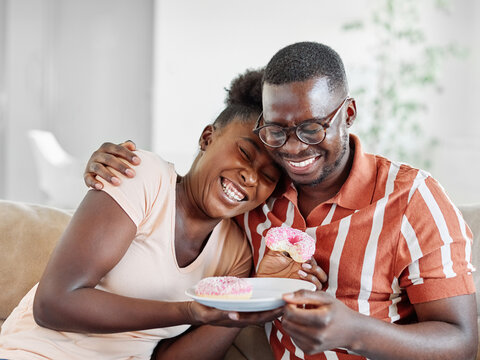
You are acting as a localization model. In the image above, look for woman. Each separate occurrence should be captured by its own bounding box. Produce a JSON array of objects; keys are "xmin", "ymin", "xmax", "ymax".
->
[{"xmin": 0, "ymin": 69, "xmax": 323, "ymax": 360}]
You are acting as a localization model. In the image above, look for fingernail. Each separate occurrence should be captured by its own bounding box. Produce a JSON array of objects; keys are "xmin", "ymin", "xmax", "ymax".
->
[
  {"xmin": 132, "ymin": 156, "xmax": 140, "ymax": 164},
  {"xmin": 302, "ymin": 263, "xmax": 312, "ymax": 270},
  {"xmin": 125, "ymin": 169, "xmax": 135, "ymax": 177},
  {"xmin": 283, "ymin": 293, "xmax": 293, "ymax": 300},
  {"xmin": 94, "ymin": 183, "xmax": 102, "ymax": 190},
  {"xmin": 298, "ymin": 270, "xmax": 307, "ymax": 277},
  {"xmin": 228, "ymin": 313, "xmax": 239, "ymax": 320},
  {"xmin": 111, "ymin": 177, "xmax": 121, "ymax": 186}
]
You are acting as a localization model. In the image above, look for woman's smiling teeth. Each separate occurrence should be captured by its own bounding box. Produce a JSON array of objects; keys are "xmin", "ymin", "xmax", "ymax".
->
[
  {"xmin": 221, "ymin": 178, "xmax": 246, "ymax": 202},
  {"xmin": 287, "ymin": 157, "xmax": 316, "ymax": 168}
]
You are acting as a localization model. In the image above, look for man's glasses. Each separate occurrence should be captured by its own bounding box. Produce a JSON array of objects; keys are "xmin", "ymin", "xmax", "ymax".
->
[{"xmin": 253, "ymin": 97, "xmax": 350, "ymax": 148}]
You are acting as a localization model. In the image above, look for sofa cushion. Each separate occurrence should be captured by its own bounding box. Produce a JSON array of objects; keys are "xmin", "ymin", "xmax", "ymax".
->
[
  {"xmin": 457, "ymin": 204, "xmax": 480, "ymax": 360},
  {"xmin": 0, "ymin": 200, "xmax": 72, "ymax": 322},
  {"xmin": 458, "ymin": 204, "xmax": 480, "ymax": 312}
]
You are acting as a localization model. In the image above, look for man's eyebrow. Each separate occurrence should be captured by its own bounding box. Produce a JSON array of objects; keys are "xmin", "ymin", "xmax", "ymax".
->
[
  {"xmin": 264, "ymin": 116, "xmax": 327, "ymax": 126},
  {"xmin": 241, "ymin": 137, "xmax": 262, "ymax": 151}
]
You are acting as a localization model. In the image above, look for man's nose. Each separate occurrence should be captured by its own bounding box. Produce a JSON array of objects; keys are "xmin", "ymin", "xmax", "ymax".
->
[{"xmin": 281, "ymin": 132, "xmax": 309, "ymax": 154}]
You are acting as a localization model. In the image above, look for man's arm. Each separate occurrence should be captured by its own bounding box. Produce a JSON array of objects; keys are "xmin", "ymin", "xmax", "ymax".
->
[{"xmin": 281, "ymin": 290, "xmax": 477, "ymax": 360}]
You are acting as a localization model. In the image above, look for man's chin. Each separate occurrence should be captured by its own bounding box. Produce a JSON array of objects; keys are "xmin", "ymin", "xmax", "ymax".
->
[
  {"xmin": 291, "ymin": 173, "xmax": 326, "ymax": 187},
  {"xmin": 289, "ymin": 164, "xmax": 338, "ymax": 187}
]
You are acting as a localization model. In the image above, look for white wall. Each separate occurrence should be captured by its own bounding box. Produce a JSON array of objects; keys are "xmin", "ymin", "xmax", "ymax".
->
[
  {"xmin": 0, "ymin": 1, "xmax": 6, "ymax": 199},
  {"xmin": 2, "ymin": 0, "xmax": 153, "ymax": 206},
  {"xmin": 426, "ymin": 1, "xmax": 480, "ymax": 206},
  {"xmin": 153, "ymin": 0, "xmax": 480, "ymax": 205}
]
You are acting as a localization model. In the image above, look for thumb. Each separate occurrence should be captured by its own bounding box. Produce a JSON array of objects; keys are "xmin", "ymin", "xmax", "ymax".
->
[
  {"xmin": 283, "ymin": 290, "xmax": 333, "ymax": 306},
  {"xmin": 228, "ymin": 312, "xmax": 239, "ymax": 320}
]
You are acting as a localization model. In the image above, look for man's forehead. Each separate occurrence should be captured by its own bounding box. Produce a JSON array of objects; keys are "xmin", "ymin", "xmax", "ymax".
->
[{"xmin": 262, "ymin": 77, "xmax": 338, "ymax": 118}]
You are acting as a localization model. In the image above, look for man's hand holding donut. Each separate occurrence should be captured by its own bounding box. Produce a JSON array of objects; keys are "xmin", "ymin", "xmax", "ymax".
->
[
  {"xmin": 256, "ymin": 250, "xmax": 327, "ymax": 290},
  {"xmin": 256, "ymin": 227, "xmax": 327, "ymax": 290}
]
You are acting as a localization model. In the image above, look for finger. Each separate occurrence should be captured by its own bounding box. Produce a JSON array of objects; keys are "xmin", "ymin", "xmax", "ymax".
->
[
  {"xmin": 282, "ymin": 314, "xmax": 322, "ymax": 344},
  {"xmin": 283, "ymin": 289, "xmax": 333, "ymax": 306},
  {"xmin": 86, "ymin": 162, "xmax": 121, "ymax": 186},
  {"xmin": 86, "ymin": 152, "xmax": 136, "ymax": 178},
  {"xmin": 237, "ymin": 306, "xmax": 283, "ymax": 323},
  {"xmin": 120, "ymin": 139, "xmax": 137, "ymax": 150},
  {"xmin": 297, "ymin": 270, "xmax": 322, "ymax": 290},
  {"xmin": 283, "ymin": 303, "xmax": 332, "ymax": 327},
  {"xmin": 83, "ymin": 173, "xmax": 103, "ymax": 190},
  {"xmin": 194, "ymin": 302, "xmax": 240, "ymax": 324},
  {"xmin": 98, "ymin": 153, "xmax": 137, "ymax": 177},
  {"xmin": 99, "ymin": 142, "xmax": 140, "ymax": 165},
  {"xmin": 302, "ymin": 260, "xmax": 328, "ymax": 283}
]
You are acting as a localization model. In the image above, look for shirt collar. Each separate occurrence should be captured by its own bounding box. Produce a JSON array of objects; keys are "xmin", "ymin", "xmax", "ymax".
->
[{"xmin": 276, "ymin": 134, "xmax": 377, "ymax": 210}]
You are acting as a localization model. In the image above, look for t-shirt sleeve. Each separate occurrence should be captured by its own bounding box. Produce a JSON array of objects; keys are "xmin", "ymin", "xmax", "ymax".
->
[
  {"xmin": 395, "ymin": 176, "xmax": 475, "ymax": 304},
  {"xmin": 96, "ymin": 150, "xmax": 170, "ymax": 227}
]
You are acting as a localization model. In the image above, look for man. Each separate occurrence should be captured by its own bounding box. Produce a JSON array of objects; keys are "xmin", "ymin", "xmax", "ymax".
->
[{"xmin": 85, "ymin": 42, "xmax": 477, "ymax": 359}]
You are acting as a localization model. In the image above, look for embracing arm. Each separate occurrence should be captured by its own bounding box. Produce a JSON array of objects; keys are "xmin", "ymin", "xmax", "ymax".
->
[
  {"xmin": 33, "ymin": 190, "xmax": 252, "ymax": 333},
  {"xmin": 282, "ymin": 291, "xmax": 478, "ymax": 360}
]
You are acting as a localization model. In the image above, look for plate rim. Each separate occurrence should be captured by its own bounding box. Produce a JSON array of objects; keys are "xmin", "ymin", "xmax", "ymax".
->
[{"xmin": 185, "ymin": 277, "xmax": 316, "ymax": 308}]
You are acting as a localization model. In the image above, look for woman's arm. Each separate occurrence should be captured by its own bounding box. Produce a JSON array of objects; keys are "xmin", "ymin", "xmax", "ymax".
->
[
  {"xmin": 152, "ymin": 326, "xmax": 241, "ymax": 360},
  {"xmin": 33, "ymin": 191, "xmax": 247, "ymax": 333},
  {"xmin": 33, "ymin": 190, "xmax": 191, "ymax": 333}
]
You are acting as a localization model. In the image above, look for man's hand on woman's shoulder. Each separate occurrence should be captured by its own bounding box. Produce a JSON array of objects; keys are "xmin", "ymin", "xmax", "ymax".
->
[{"xmin": 84, "ymin": 140, "xmax": 140, "ymax": 190}]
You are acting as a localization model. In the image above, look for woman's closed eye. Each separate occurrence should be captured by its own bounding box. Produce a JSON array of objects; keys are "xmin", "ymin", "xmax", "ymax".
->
[
  {"xmin": 239, "ymin": 146, "xmax": 252, "ymax": 161},
  {"xmin": 262, "ymin": 171, "xmax": 277, "ymax": 183}
]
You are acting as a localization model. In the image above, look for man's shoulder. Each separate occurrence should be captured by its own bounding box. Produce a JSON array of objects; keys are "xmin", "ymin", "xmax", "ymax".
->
[{"xmin": 373, "ymin": 154, "xmax": 432, "ymax": 192}]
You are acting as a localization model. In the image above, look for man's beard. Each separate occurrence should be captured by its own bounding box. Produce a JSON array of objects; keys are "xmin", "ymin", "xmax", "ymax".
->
[{"xmin": 292, "ymin": 132, "xmax": 349, "ymax": 187}]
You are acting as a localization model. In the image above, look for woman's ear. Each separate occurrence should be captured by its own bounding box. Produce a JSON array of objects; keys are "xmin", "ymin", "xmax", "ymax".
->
[
  {"xmin": 199, "ymin": 125, "xmax": 215, "ymax": 151},
  {"xmin": 345, "ymin": 98, "xmax": 357, "ymax": 128}
]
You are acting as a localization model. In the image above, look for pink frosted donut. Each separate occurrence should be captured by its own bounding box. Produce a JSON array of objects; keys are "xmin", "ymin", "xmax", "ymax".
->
[
  {"xmin": 265, "ymin": 227, "xmax": 316, "ymax": 263},
  {"xmin": 195, "ymin": 276, "xmax": 253, "ymax": 299}
]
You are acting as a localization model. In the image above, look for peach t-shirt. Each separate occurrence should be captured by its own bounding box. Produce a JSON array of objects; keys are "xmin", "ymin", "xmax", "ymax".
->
[{"xmin": 0, "ymin": 150, "xmax": 252, "ymax": 360}]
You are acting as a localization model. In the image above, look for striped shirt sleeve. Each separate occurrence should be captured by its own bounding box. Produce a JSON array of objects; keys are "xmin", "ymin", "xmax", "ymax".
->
[{"xmin": 396, "ymin": 176, "xmax": 475, "ymax": 303}]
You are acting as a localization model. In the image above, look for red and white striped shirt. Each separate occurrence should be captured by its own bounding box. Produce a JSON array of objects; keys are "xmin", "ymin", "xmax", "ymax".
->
[{"xmin": 238, "ymin": 135, "xmax": 475, "ymax": 360}]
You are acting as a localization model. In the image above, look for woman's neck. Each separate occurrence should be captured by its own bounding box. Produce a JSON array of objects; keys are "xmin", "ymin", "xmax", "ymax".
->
[{"xmin": 174, "ymin": 174, "xmax": 220, "ymax": 267}]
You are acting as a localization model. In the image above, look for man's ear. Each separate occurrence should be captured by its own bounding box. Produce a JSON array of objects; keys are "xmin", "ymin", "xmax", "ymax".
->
[
  {"xmin": 199, "ymin": 125, "xmax": 215, "ymax": 151},
  {"xmin": 345, "ymin": 98, "xmax": 357, "ymax": 128}
]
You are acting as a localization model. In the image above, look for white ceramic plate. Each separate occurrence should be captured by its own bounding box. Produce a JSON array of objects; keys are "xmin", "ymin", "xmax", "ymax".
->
[{"xmin": 185, "ymin": 278, "xmax": 316, "ymax": 312}]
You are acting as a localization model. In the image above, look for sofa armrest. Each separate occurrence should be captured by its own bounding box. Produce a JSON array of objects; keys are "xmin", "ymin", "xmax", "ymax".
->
[{"xmin": 0, "ymin": 200, "xmax": 72, "ymax": 322}]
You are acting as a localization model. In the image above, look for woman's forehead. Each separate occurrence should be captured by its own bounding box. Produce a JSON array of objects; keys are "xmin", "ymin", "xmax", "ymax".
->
[{"xmin": 220, "ymin": 120, "xmax": 265, "ymax": 148}]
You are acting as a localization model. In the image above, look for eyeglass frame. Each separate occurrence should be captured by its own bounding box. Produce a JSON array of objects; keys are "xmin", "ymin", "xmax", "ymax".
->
[{"xmin": 252, "ymin": 97, "xmax": 351, "ymax": 148}]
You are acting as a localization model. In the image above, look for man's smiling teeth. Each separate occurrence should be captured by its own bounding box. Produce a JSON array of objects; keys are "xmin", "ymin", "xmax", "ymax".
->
[
  {"xmin": 221, "ymin": 178, "xmax": 245, "ymax": 202},
  {"xmin": 287, "ymin": 157, "xmax": 316, "ymax": 168}
]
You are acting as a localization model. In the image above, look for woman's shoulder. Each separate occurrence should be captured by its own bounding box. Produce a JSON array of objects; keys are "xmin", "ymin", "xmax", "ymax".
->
[
  {"xmin": 133, "ymin": 149, "xmax": 175, "ymax": 177},
  {"xmin": 215, "ymin": 219, "xmax": 247, "ymax": 247},
  {"xmin": 208, "ymin": 219, "xmax": 252, "ymax": 277}
]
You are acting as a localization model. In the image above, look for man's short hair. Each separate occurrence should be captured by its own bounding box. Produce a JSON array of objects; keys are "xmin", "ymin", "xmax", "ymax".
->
[{"xmin": 263, "ymin": 42, "xmax": 348, "ymax": 95}]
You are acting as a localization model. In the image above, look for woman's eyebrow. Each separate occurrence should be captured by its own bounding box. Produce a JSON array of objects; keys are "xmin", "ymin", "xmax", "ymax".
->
[{"xmin": 241, "ymin": 137, "xmax": 261, "ymax": 151}]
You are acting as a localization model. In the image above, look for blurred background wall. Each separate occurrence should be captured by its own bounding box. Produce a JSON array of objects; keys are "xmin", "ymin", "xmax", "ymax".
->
[
  {"xmin": 0, "ymin": 0, "xmax": 153, "ymax": 206},
  {"xmin": 0, "ymin": 0, "xmax": 478, "ymax": 208}
]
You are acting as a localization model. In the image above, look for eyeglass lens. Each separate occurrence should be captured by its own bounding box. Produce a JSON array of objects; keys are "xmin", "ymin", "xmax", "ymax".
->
[{"xmin": 258, "ymin": 122, "xmax": 326, "ymax": 147}]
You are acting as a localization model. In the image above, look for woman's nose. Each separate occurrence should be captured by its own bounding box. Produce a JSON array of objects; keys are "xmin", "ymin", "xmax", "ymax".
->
[{"xmin": 240, "ymin": 167, "xmax": 258, "ymax": 186}]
